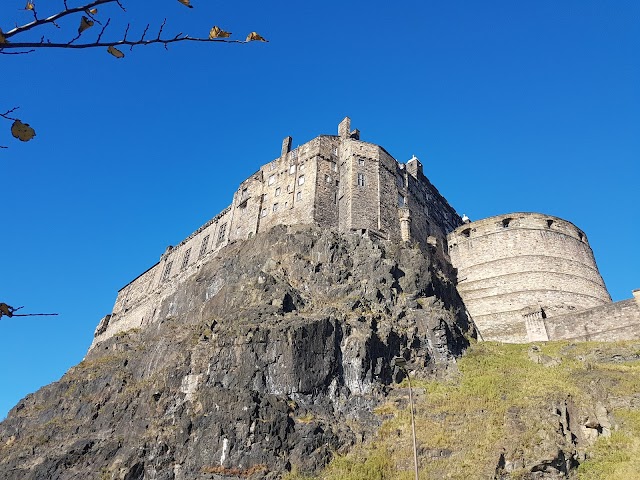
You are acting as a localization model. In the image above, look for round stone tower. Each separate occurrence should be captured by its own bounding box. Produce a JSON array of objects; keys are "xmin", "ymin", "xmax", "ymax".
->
[{"xmin": 447, "ymin": 212, "xmax": 611, "ymax": 342}]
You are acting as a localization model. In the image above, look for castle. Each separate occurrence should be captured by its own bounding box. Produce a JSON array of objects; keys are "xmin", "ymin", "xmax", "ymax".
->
[{"xmin": 91, "ymin": 118, "xmax": 640, "ymax": 348}]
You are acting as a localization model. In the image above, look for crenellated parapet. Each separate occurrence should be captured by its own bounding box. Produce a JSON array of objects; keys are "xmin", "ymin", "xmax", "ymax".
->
[{"xmin": 447, "ymin": 213, "xmax": 612, "ymax": 342}]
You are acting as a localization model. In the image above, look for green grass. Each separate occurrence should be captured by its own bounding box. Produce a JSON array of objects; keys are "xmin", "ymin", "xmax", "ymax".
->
[{"xmin": 286, "ymin": 341, "xmax": 640, "ymax": 480}]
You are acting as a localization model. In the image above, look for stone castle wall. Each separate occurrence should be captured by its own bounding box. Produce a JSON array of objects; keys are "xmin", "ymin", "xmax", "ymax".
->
[
  {"xmin": 92, "ymin": 118, "xmax": 462, "ymax": 347},
  {"xmin": 541, "ymin": 296, "xmax": 640, "ymax": 342},
  {"xmin": 447, "ymin": 213, "xmax": 612, "ymax": 342},
  {"xmin": 92, "ymin": 119, "xmax": 638, "ymax": 348}
]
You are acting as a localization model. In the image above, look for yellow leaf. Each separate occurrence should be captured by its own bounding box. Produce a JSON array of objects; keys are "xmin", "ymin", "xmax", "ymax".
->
[
  {"xmin": 209, "ymin": 26, "xmax": 231, "ymax": 39},
  {"xmin": 78, "ymin": 16, "xmax": 94, "ymax": 34},
  {"xmin": 86, "ymin": 8, "xmax": 98, "ymax": 14},
  {"xmin": 107, "ymin": 45, "xmax": 125, "ymax": 58},
  {"xmin": 177, "ymin": 0, "xmax": 193, "ymax": 8},
  {"xmin": 25, "ymin": 1, "xmax": 34, "ymax": 10},
  {"xmin": 0, "ymin": 28, "xmax": 7, "ymax": 45},
  {"xmin": 246, "ymin": 32, "xmax": 267, "ymax": 42},
  {"xmin": 11, "ymin": 120, "xmax": 36, "ymax": 142}
]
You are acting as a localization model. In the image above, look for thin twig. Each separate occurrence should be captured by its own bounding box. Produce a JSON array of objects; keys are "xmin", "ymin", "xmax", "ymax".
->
[
  {"xmin": 96, "ymin": 17, "xmax": 111, "ymax": 43},
  {"xmin": 4, "ymin": 0, "xmax": 115, "ymax": 39},
  {"xmin": 0, "ymin": 107, "xmax": 20, "ymax": 121}
]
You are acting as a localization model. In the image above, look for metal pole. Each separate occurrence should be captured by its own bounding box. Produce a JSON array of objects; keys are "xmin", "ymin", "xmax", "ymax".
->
[{"xmin": 406, "ymin": 372, "xmax": 419, "ymax": 480}]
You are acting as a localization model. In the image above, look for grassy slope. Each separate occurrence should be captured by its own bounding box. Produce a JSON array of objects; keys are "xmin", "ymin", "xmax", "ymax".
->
[{"xmin": 286, "ymin": 341, "xmax": 640, "ymax": 480}]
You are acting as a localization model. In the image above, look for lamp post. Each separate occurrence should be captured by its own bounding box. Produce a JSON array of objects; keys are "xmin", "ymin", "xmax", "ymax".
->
[{"xmin": 393, "ymin": 356, "xmax": 419, "ymax": 480}]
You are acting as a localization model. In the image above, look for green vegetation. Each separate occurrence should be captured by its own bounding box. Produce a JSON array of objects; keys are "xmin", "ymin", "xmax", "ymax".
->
[{"xmin": 286, "ymin": 341, "xmax": 640, "ymax": 480}]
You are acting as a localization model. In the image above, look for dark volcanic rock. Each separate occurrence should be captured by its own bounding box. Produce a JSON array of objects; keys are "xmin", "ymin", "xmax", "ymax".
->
[{"xmin": 0, "ymin": 225, "xmax": 472, "ymax": 479}]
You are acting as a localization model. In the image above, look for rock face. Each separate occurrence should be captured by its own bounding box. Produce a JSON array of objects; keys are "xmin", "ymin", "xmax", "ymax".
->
[{"xmin": 0, "ymin": 225, "xmax": 472, "ymax": 479}]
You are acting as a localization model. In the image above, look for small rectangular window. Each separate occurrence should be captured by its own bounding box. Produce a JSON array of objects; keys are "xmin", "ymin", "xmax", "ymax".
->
[
  {"xmin": 261, "ymin": 208, "xmax": 267, "ymax": 217},
  {"xmin": 289, "ymin": 165, "xmax": 296, "ymax": 174},
  {"xmin": 325, "ymin": 174, "xmax": 331, "ymax": 183},
  {"xmin": 296, "ymin": 191, "xmax": 302, "ymax": 201},
  {"xmin": 218, "ymin": 223, "xmax": 227, "ymax": 242},
  {"xmin": 181, "ymin": 248, "xmax": 191, "ymax": 270},
  {"xmin": 199, "ymin": 235, "xmax": 209, "ymax": 257},
  {"xmin": 398, "ymin": 194, "xmax": 406, "ymax": 207},
  {"xmin": 275, "ymin": 187, "xmax": 281, "ymax": 196},
  {"xmin": 357, "ymin": 173, "xmax": 365, "ymax": 187},
  {"xmin": 359, "ymin": 158, "xmax": 365, "ymax": 166},
  {"xmin": 162, "ymin": 261, "xmax": 173, "ymax": 281},
  {"xmin": 298, "ymin": 175, "xmax": 305, "ymax": 186},
  {"xmin": 397, "ymin": 175, "xmax": 405, "ymax": 188},
  {"xmin": 273, "ymin": 203, "xmax": 279, "ymax": 212},
  {"xmin": 269, "ymin": 162, "xmax": 276, "ymax": 171},
  {"xmin": 333, "ymin": 147, "xmax": 338, "ymax": 155},
  {"xmin": 300, "ymin": 163, "xmax": 305, "ymax": 171},
  {"xmin": 268, "ymin": 175, "xmax": 275, "ymax": 185}
]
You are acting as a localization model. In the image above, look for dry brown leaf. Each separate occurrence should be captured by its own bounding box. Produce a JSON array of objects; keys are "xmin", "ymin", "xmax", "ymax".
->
[
  {"xmin": 246, "ymin": 32, "xmax": 267, "ymax": 42},
  {"xmin": 107, "ymin": 45, "xmax": 124, "ymax": 58},
  {"xmin": 25, "ymin": 1, "xmax": 34, "ymax": 10},
  {"xmin": 177, "ymin": 0, "xmax": 193, "ymax": 8},
  {"xmin": 209, "ymin": 26, "xmax": 231, "ymax": 39},
  {"xmin": 86, "ymin": 8, "xmax": 98, "ymax": 14},
  {"xmin": 0, "ymin": 28, "xmax": 7, "ymax": 45},
  {"xmin": 78, "ymin": 16, "xmax": 94, "ymax": 34},
  {"xmin": 11, "ymin": 120, "xmax": 36, "ymax": 142}
]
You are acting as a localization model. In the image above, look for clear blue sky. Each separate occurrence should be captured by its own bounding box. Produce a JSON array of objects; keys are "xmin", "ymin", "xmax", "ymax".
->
[{"xmin": 1, "ymin": 0, "xmax": 638, "ymax": 419}]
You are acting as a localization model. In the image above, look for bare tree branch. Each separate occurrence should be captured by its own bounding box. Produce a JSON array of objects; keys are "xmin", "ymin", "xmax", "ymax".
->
[
  {"xmin": 1, "ymin": 0, "xmax": 266, "ymax": 148},
  {"xmin": 4, "ymin": 36, "xmax": 246, "ymax": 50},
  {"xmin": 0, "ymin": 107, "xmax": 20, "ymax": 121},
  {"xmin": 4, "ymin": 0, "xmax": 115, "ymax": 39}
]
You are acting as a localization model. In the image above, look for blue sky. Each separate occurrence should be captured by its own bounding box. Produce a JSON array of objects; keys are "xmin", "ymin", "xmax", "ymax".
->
[{"xmin": 1, "ymin": 0, "xmax": 638, "ymax": 419}]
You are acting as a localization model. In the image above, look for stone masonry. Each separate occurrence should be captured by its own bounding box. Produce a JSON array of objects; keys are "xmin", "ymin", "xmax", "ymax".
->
[
  {"xmin": 91, "ymin": 118, "xmax": 640, "ymax": 347},
  {"xmin": 447, "ymin": 213, "xmax": 640, "ymax": 343},
  {"xmin": 92, "ymin": 118, "xmax": 461, "ymax": 347}
]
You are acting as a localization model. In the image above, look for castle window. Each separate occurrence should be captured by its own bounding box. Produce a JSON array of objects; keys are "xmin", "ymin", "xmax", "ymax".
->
[
  {"xmin": 357, "ymin": 173, "xmax": 365, "ymax": 187},
  {"xmin": 218, "ymin": 223, "xmax": 227, "ymax": 243},
  {"xmin": 333, "ymin": 147, "xmax": 338, "ymax": 155},
  {"xmin": 289, "ymin": 165, "xmax": 296, "ymax": 174},
  {"xmin": 397, "ymin": 175, "xmax": 405, "ymax": 188},
  {"xmin": 461, "ymin": 228, "xmax": 471, "ymax": 238},
  {"xmin": 181, "ymin": 248, "xmax": 191, "ymax": 270},
  {"xmin": 162, "ymin": 261, "xmax": 173, "ymax": 281},
  {"xmin": 287, "ymin": 184, "xmax": 292, "ymax": 193},
  {"xmin": 502, "ymin": 218, "xmax": 512, "ymax": 228},
  {"xmin": 296, "ymin": 191, "xmax": 302, "ymax": 201},
  {"xmin": 331, "ymin": 161, "xmax": 337, "ymax": 172},
  {"xmin": 546, "ymin": 219, "xmax": 553, "ymax": 228},
  {"xmin": 325, "ymin": 174, "xmax": 331, "ymax": 183},
  {"xmin": 398, "ymin": 194, "xmax": 406, "ymax": 207},
  {"xmin": 269, "ymin": 162, "xmax": 276, "ymax": 171},
  {"xmin": 300, "ymin": 163, "xmax": 305, "ymax": 171},
  {"xmin": 298, "ymin": 175, "xmax": 305, "ymax": 186},
  {"xmin": 199, "ymin": 235, "xmax": 209, "ymax": 257},
  {"xmin": 273, "ymin": 203, "xmax": 279, "ymax": 212},
  {"xmin": 261, "ymin": 208, "xmax": 267, "ymax": 217},
  {"xmin": 275, "ymin": 187, "xmax": 281, "ymax": 196},
  {"xmin": 268, "ymin": 175, "xmax": 275, "ymax": 185},
  {"xmin": 241, "ymin": 187, "xmax": 248, "ymax": 200},
  {"xmin": 359, "ymin": 158, "xmax": 365, "ymax": 166}
]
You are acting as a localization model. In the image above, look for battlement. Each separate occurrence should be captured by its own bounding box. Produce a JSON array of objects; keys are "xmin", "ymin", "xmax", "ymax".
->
[{"xmin": 447, "ymin": 212, "xmax": 612, "ymax": 342}]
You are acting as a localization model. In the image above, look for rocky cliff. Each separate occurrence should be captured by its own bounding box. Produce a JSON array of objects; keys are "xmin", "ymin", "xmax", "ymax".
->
[{"xmin": 0, "ymin": 225, "xmax": 472, "ymax": 479}]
